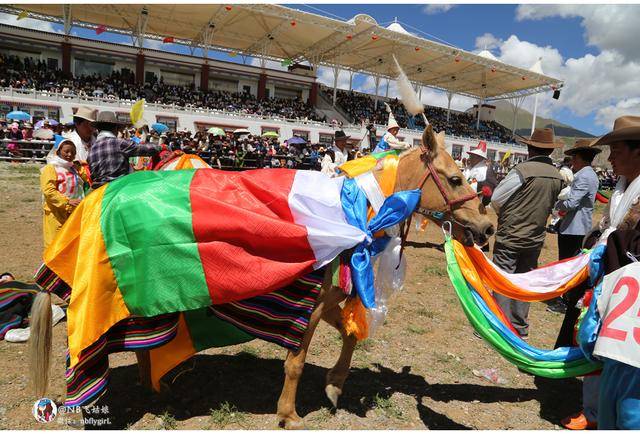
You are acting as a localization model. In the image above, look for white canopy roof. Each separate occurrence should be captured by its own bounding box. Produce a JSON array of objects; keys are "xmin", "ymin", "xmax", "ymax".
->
[{"xmin": 3, "ymin": 4, "xmax": 563, "ymax": 100}]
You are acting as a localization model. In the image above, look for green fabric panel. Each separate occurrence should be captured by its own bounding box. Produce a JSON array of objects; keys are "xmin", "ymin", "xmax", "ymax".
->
[
  {"xmin": 444, "ymin": 238, "xmax": 601, "ymax": 378},
  {"xmin": 184, "ymin": 308, "xmax": 254, "ymax": 351},
  {"xmin": 371, "ymin": 150, "xmax": 399, "ymax": 160},
  {"xmin": 101, "ymin": 170, "xmax": 211, "ymax": 316}
]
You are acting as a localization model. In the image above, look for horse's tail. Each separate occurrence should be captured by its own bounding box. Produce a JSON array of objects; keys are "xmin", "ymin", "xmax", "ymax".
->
[{"xmin": 29, "ymin": 291, "xmax": 52, "ymax": 398}]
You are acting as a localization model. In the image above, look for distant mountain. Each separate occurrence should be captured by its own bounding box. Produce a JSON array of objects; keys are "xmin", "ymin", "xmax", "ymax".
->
[{"xmin": 490, "ymin": 100, "xmax": 595, "ymax": 139}]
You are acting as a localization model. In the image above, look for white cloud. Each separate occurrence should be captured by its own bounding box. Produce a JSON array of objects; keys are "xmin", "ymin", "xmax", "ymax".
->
[
  {"xmin": 143, "ymin": 39, "xmax": 164, "ymax": 50},
  {"xmin": 474, "ymin": 33, "xmax": 502, "ymax": 51},
  {"xmin": 486, "ymin": 34, "xmax": 640, "ymax": 127},
  {"xmin": 0, "ymin": 12, "xmax": 58, "ymax": 33},
  {"xmin": 595, "ymin": 98, "xmax": 640, "ymax": 129},
  {"xmin": 422, "ymin": 4, "xmax": 456, "ymax": 15},
  {"xmin": 317, "ymin": 66, "xmax": 352, "ymax": 90},
  {"xmin": 516, "ymin": 5, "xmax": 640, "ymax": 62},
  {"xmin": 249, "ymin": 57, "xmax": 288, "ymax": 71}
]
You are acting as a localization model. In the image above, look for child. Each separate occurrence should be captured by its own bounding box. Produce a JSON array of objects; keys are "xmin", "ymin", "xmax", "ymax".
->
[{"xmin": 40, "ymin": 137, "xmax": 87, "ymax": 249}]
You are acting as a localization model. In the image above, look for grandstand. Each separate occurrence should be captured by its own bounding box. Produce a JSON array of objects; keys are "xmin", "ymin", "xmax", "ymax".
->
[{"xmin": 0, "ymin": 4, "xmax": 563, "ymax": 165}]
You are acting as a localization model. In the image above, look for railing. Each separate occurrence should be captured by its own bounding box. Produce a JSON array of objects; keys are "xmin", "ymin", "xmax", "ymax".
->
[{"xmin": 0, "ymin": 138, "xmax": 53, "ymax": 162}]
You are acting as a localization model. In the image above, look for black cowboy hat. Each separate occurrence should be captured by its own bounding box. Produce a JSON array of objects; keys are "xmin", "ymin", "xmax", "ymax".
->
[{"xmin": 334, "ymin": 130, "xmax": 350, "ymax": 142}]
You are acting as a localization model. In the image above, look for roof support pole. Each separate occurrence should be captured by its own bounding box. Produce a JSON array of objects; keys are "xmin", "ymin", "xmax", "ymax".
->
[
  {"xmin": 476, "ymin": 98, "xmax": 482, "ymax": 130},
  {"xmin": 135, "ymin": 7, "xmax": 149, "ymax": 49},
  {"xmin": 385, "ymin": 78, "xmax": 390, "ymax": 98},
  {"xmin": 446, "ymin": 91, "xmax": 453, "ymax": 122},
  {"xmin": 530, "ymin": 92, "xmax": 540, "ymax": 135},
  {"xmin": 62, "ymin": 5, "xmax": 72, "ymax": 36},
  {"xmin": 418, "ymin": 85, "xmax": 423, "ymax": 101},
  {"xmin": 374, "ymin": 75, "xmax": 381, "ymax": 108},
  {"xmin": 332, "ymin": 66, "xmax": 339, "ymax": 106},
  {"xmin": 510, "ymin": 95, "xmax": 525, "ymax": 138},
  {"xmin": 348, "ymin": 71, "xmax": 354, "ymax": 91}
]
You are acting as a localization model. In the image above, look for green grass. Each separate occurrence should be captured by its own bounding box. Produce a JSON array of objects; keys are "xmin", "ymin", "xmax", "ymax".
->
[
  {"xmin": 159, "ymin": 411, "xmax": 177, "ymax": 430},
  {"xmin": 423, "ymin": 265, "xmax": 447, "ymax": 277},
  {"xmin": 209, "ymin": 401, "xmax": 248, "ymax": 428},
  {"xmin": 416, "ymin": 307, "xmax": 435, "ymax": 319},
  {"xmin": 406, "ymin": 324, "xmax": 428, "ymax": 335},
  {"xmin": 373, "ymin": 393, "xmax": 404, "ymax": 419}
]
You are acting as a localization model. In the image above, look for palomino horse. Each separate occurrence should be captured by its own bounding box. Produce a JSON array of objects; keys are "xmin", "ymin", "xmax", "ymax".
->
[{"xmin": 29, "ymin": 125, "xmax": 494, "ymax": 428}]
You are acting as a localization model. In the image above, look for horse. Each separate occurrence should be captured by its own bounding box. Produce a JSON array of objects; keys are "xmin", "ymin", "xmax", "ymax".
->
[{"xmin": 29, "ymin": 125, "xmax": 494, "ymax": 429}]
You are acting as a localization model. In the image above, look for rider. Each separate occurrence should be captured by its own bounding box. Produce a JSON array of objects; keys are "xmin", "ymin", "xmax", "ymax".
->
[
  {"xmin": 320, "ymin": 130, "xmax": 350, "ymax": 177},
  {"xmin": 372, "ymin": 104, "xmax": 412, "ymax": 154},
  {"xmin": 463, "ymin": 141, "xmax": 497, "ymax": 207}
]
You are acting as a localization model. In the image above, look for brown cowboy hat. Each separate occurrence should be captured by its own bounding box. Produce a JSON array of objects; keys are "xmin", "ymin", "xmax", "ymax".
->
[
  {"xmin": 516, "ymin": 128, "xmax": 564, "ymax": 149},
  {"xmin": 564, "ymin": 138, "xmax": 601, "ymax": 157},
  {"xmin": 591, "ymin": 115, "xmax": 640, "ymax": 147}
]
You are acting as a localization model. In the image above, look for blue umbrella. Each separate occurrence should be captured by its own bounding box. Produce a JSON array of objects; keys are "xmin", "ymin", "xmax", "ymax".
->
[
  {"xmin": 6, "ymin": 111, "xmax": 31, "ymax": 121},
  {"xmin": 287, "ymin": 136, "xmax": 307, "ymax": 146},
  {"xmin": 151, "ymin": 123, "xmax": 169, "ymax": 134}
]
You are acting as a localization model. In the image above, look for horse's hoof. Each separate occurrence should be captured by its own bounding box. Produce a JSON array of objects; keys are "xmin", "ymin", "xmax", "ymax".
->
[
  {"xmin": 278, "ymin": 415, "xmax": 306, "ymax": 430},
  {"xmin": 325, "ymin": 384, "xmax": 342, "ymax": 408}
]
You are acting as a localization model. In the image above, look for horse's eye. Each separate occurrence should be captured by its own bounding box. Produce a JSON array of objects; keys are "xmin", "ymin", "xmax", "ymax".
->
[{"xmin": 449, "ymin": 176, "xmax": 463, "ymax": 186}]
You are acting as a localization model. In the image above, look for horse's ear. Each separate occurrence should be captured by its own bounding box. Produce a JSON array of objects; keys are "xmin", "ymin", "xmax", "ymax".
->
[{"xmin": 421, "ymin": 125, "xmax": 438, "ymax": 160}]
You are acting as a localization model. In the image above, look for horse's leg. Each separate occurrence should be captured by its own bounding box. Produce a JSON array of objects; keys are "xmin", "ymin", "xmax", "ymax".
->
[
  {"xmin": 135, "ymin": 350, "xmax": 152, "ymax": 390},
  {"xmin": 276, "ymin": 276, "xmax": 344, "ymax": 429},
  {"xmin": 321, "ymin": 303, "xmax": 357, "ymax": 408}
]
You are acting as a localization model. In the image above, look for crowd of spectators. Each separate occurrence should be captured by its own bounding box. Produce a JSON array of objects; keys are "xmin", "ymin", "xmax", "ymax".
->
[
  {"xmin": 327, "ymin": 87, "xmax": 515, "ymax": 144},
  {"xmin": 0, "ymin": 54, "xmax": 322, "ymax": 122}
]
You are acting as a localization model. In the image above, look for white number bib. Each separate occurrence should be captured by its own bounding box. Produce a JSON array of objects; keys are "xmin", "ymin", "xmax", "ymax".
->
[{"xmin": 594, "ymin": 262, "xmax": 640, "ymax": 368}]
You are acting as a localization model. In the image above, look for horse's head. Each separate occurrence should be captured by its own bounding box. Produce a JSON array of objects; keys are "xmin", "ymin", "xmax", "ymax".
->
[{"xmin": 396, "ymin": 125, "xmax": 495, "ymax": 246}]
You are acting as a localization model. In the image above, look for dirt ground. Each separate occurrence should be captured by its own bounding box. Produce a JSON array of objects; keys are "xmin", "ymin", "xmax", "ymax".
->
[{"xmin": 0, "ymin": 161, "xmax": 599, "ymax": 430}]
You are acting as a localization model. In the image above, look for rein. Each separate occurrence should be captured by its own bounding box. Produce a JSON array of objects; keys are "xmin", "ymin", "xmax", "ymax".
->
[{"xmin": 399, "ymin": 144, "xmax": 478, "ymax": 258}]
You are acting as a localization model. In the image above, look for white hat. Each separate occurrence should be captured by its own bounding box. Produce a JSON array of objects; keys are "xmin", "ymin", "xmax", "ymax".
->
[
  {"xmin": 466, "ymin": 140, "xmax": 487, "ymax": 159},
  {"xmin": 384, "ymin": 102, "xmax": 400, "ymax": 131}
]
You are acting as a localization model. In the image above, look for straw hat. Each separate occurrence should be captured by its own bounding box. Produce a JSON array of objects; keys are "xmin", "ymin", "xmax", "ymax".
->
[
  {"xmin": 516, "ymin": 128, "xmax": 564, "ymax": 149},
  {"xmin": 591, "ymin": 115, "xmax": 640, "ymax": 147},
  {"xmin": 564, "ymin": 139, "xmax": 601, "ymax": 157},
  {"xmin": 95, "ymin": 111, "xmax": 126, "ymax": 130}
]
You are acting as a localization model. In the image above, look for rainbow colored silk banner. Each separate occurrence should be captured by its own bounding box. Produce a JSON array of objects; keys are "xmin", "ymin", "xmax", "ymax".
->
[{"xmin": 445, "ymin": 238, "xmax": 601, "ymax": 377}]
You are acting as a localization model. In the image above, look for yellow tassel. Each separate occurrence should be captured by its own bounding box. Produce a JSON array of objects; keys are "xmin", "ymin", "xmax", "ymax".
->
[{"xmin": 341, "ymin": 297, "xmax": 369, "ymax": 341}]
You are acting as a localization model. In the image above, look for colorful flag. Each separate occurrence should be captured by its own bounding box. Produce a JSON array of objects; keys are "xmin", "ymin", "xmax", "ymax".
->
[
  {"xmin": 162, "ymin": 36, "xmax": 174, "ymax": 44},
  {"xmin": 17, "ymin": 10, "xmax": 28, "ymax": 20},
  {"xmin": 95, "ymin": 25, "xmax": 106, "ymax": 35},
  {"xmin": 501, "ymin": 151, "xmax": 511, "ymax": 164}
]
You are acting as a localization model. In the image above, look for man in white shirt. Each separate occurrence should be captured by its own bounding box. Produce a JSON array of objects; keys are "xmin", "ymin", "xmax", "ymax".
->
[
  {"xmin": 321, "ymin": 130, "xmax": 349, "ymax": 177},
  {"xmin": 64, "ymin": 106, "xmax": 97, "ymax": 164},
  {"xmin": 464, "ymin": 142, "xmax": 497, "ymax": 207}
]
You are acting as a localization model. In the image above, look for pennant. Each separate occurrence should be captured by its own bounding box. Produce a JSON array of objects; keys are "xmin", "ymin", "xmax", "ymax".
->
[
  {"xmin": 501, "ymin": 151, "xmax": 511, "ymax": 164},
  {"xmin": 17, "ymin": 10, "xmax": 28, "ymax": 20},
  {"xmin": 476, "ymin": 140, "xmax": 487, "ymax": 152},
  {"xmin": 228, "ymin": 51, "xmax": 237, "ymax": 58},
  {"xmin": 95, "ymin": 25, "xmax": 106, "ymax": 35},
  {"xmin": 163, "ymin": 36, "xmax": 174, "ymax": 44},
  {"xmin": 280, "ymin": 58, "xmax": 293, "ymax": 67}
]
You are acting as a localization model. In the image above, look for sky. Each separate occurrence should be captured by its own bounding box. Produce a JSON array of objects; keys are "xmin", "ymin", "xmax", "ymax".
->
[{"xmin": 3, "ymin": 4, "xmax": 640, "ymax": 135}]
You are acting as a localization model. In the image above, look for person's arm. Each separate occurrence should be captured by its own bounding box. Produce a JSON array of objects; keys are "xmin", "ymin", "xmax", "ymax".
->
[
  {"xmin": 40, "ymin": 165, "xmax": 73, "ymax": 214},
  {"xmin": 385, "ymin": 134, "xmax": 411, "ymax": 150},
  {"xmin": 120, "ymin": 138, "xmax": 161, "ymax": 158},
  {"xmin": 556, "ymin": 173, "xmax": 591, "ymax": 212},
  {"xmin": 490, "ymin": 169, "xmax": 523, "ymax": 212}
]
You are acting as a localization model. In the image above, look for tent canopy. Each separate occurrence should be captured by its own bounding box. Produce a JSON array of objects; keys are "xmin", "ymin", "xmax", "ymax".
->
[{"xmin": 3, "ymin": 4, "xmax": 562, "ymax": 100}]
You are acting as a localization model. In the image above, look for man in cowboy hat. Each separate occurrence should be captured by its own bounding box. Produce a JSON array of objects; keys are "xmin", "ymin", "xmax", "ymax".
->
[
  {"xmin": 490, "ymin": 128, "xmax": 564, "ymax": 339},
  {"xmin": 372, "ymin": 104, "xmax": 411, "ymax": 154},
  {"xmin": 464, "ymin": 141, "xmax": 498, "ymax": 207},
  {"xmin": 66, "ymin": 106, "xmax": 97, "ymax": 163},
  {"xmin": 88, "ymin": 111, "xmax": 161, "ymax": 189},
  {"xmin": 565, "ymin": 115, "xmax": 640, "ymax": 431},
  {"xmin": 321, "ymin": 130, "xmax": 350, "ymax": 177}
]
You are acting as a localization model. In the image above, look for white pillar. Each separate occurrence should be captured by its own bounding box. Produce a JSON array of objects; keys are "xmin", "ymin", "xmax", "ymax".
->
[
  {"xmin": 530, "ymin": 92, "xmax": 539, "ymax": 135},
  {"xmin": 476, "ymin": 99, "xmax": 482, "ymax": 130},
  {"xmin": 446, "ymin": 92, "xmax": 453, "ymax": 122},
  {"xmin": 418, "ymin": 86, "xmax": 423, "ymax": 101},
  {"xmin": 374, "ymin": 75, "xmax": 381, "ymax": 107},
  {"xmin": 349, "ymin": 71, "xmax": 354, "ymax": 91},
  {"xmin": 332, "ymin": 66, "xmax": 339, "ymax": 105},
  {"xmin": 385, "ymin": 78, "xmax": 390, "ymax": 98}
]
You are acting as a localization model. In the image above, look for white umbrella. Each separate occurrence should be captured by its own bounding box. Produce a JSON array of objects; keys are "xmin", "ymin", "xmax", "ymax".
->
[{"xmin": 233, "ymin": 128, "xmax": 251, "ymax": 135}]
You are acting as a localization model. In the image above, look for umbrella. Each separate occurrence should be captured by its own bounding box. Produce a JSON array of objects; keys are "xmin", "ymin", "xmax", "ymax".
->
[
  {"xmin": 151, "ymin": 123, "xmax": 169, "ymax": 134},
  {"xmin": 262, "ymin": 131, "xmax": 279, "ymax": 138},
  {"xmin": 233, "ymin": 128, "xmax": 251, "ymax": 135},
  {"xmin": 207, "ymin": 127, "xmax": 226, "ymax": 137},
  {"xmin": 35, "ymin": 119, "xmax": 59, "ymax": 129},
  {"xmin": 6, "ymin": 111, "xmax": 31, "ymax": 121},
  {"xmin": 33, "ymin": 128, "xmax": 54, "ymax": 140},
  {"xmin": 287, "ymin": 136, "xmax": 307, "ymax": 146}
]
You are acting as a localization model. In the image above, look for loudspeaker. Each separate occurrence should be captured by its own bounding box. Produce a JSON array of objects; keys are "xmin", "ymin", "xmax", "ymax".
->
[{"xmin": 553, "ymin": 90, "xmax": 561, "ymax": 100}]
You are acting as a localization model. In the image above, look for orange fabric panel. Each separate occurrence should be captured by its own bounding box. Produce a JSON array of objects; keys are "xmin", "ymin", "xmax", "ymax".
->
[
  {"xmin": 44, "ymin": 186, "xmax": 130, "ymax": 368},
  {"xmin": 149, "ymin": 313, "xmax": 196, "ymax": 391}
]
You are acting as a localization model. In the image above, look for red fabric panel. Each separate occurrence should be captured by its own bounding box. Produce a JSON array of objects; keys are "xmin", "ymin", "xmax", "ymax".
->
[{"xmin": 190, "ymin": 169, "xmax": 316, "ymax": 304}]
